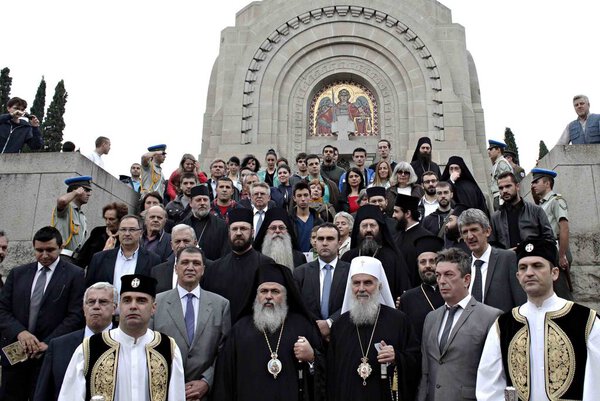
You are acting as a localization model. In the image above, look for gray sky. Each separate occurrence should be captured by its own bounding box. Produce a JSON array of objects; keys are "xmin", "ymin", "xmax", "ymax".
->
[{"xmin": 4, "ymin": 0, "xmax": 598, "ymax": 177}]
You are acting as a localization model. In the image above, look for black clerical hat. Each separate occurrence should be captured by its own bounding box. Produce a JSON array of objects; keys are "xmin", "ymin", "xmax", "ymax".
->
[
  {"xmin": 120, "ymin": 274, "xmax": 157, "ymax": 297},
  {"xmin": 366, "ymin": 186, "xmax": 386, "ymax": 199},
  {"xmin": 190, "ymin": 185, "xmax": 210, "ymax": 198},
  {"xmin": 394, "ymin": 193, "xmax": 419, "ymax": 210},
  {"xmin": 516, "ymin": 238, "xmax": 558, "ymax": 266},
  {"xmin": 228, "ymin": 208, "xmax": 253, "ymax": 225},
  {"xmin": 414, "ymin": 235, "xmax": 444, "ymax": 257}
]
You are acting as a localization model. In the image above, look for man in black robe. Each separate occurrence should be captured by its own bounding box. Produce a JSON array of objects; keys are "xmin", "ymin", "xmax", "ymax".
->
[
  {"xmin": 328, "ymin": 256, "xmax": 420, "ymax": 401},
  {"xmin": 392, "ymin": 194, "xmax": 433, "ymax": 287},
  {"xmin": 440, "ymin": 156, "xmax": 489, "ymax": 215},
  {"xmin": 212, "ymin": 262, "xmax": 323, "ymax": 401},
  {"xmin": 398, "ymin": 236, "xmax": 444, "ymax": 341},
  {"xmin": 253, "ymin": 208, "xmax": 307, "ymax": 269},
  {"xmin": 202, "ymin": 208, "xmax": 274, "ymax": 324},
  {"xmin": 340, "ymin": 205, "xmax": 411, "ymax": 298},
  {"xmin": 181, "ymin": 185, "xmax": 230, "ymax": 261},
  {"xmin": 410, "ymin": 137, "xmax": 442, "ymax": 184}
]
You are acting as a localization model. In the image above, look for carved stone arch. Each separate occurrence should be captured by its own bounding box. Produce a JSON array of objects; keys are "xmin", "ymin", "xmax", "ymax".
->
[{"xmin": 241, "ymin": 6, "xmax": 447, "ymax": 150}]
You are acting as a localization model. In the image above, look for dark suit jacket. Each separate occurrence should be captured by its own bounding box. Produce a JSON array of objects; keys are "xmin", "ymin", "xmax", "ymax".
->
[
  {"xmin": 0, "ymin": 259, "xmax": 85, "ymax": 365},
  {"xmin": 480, "ymin": 246, "xmax": 527, "ymax": 313},
  {"xmin": 33, "ymin": 329, "xmax": 84, "ymax": 401},
  {"xmin": 142, "ymin": 231, "xmax": 173, "ymax": 263},
  {"xmin": 293, "ymin": 259, "xmax": 350, "ymax": 322},
  {"xmin": 85, "ymin": 247, "xmax": 161, "ymax": 287},
  {"xmin": 418, "ymin": 298, "xmax": 501, "ymax": 401}
]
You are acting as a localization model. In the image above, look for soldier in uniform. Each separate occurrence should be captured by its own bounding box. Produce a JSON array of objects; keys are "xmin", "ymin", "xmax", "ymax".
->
[
  {"xmin": 503, "ymin": 149, "xmax": 525, "ymax": 183},
  {"xmin": 141, "ymin": 144, "xmax": 167, "ymax": 196},
  {"xmin": 51, "ymin": 176, "xmax": 92, "ymax": 263},
  {"xmin": 487, "ymin": 140, "xmax": 513, "ymax": 211},
  {"xmin": 530, "ymin": 168, "xmax": 573, "ymax": 299}
]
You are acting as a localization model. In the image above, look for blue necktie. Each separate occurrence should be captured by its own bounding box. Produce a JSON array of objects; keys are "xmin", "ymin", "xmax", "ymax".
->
[
  {"xmin": 321, "ymin": 264, "xmax": 333, "ymax": 319},
  {"xmin": 184, "ymin": 293, "xmax": 195, "ymax": 344}
]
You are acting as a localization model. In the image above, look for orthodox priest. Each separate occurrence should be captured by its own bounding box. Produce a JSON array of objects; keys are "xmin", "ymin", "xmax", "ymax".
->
[
  {"xmin": 212, "ymin": 262, "xmax": 323, "ymax": 401},
  {"xmin": 202, "ymin": 208, "xmax": 274, "ymax": 324},
  {"xmin": 253, "ymin": 208, "xmax": 307, "ymax": 269},
  {"xmin": 58, "ymin": 274, "xmax": 185, "ymax": 400},
  {"xmin": 328, "ymin": 256, "xmax": 420, "ymax": 401},
  {"xmin": 476, "ymin": 238, "xmax": 600, "ymax": 401},
  {"xmin": 341, "ymin": 205, "xmax": 411, "ymax": 298},
  {"xmin": 410, "ymin": 137, "xmax": 442, "ymax": 184},
  {"xmin": 440, "ymin": 156, "xmax": 489, "ymax": 216},
  {"xmin": 398, "ymin": 235, "xmax": 445, "ymax": 341}
]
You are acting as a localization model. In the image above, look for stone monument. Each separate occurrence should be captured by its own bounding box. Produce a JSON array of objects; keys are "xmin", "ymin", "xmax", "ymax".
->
[{"xmin": 201, "ymin": 0, "xmax": 489, "ymax": 185}]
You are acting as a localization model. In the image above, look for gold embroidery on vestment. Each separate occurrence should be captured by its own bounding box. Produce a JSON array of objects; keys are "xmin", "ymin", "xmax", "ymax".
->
[
  {"xmin": 585, "ymin": 310, "xmax": 597, "ymax": 345},
  {"xmin": 146, "ymin": 332, "xmax": 169, "ymax": 401},
  {"xmin": 89, "ymin": 332, "xmax": 120, "ymax": 401},
  {"xmin": 507, "ymin": 308, "xmax": 530, "ymax": 401},
  {"xmin": 545, "ymin": 302, "xmax": 575, "ymax": 400}
]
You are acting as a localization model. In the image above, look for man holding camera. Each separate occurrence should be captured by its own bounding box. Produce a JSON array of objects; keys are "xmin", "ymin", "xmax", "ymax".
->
[{"xmin": 0, "ymin": 97, "xmax": 43, "ymax": 154}]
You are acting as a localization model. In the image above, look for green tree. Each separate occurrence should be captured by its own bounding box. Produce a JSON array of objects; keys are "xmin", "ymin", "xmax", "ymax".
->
[
  {"xmin": 0, "ymin": 67, "xmax": 12, "ymax": 114},
  {"xmin": 30, "ymin": 76, "xmax": 46, "ymax": 122},
  {"xmin": 41, "ymin": 80, "xmax": 68, "ymax": 152},
  {"xmin": 538, "ymin": 140, "xmax": 549, "ymax": 160},
  {"xmin": 503, "ymin": 127, "xmax": 519, "ymax": 160}
]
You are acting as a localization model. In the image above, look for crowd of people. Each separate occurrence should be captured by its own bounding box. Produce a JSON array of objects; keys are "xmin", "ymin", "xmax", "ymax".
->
[{"xmin": 0, "ymin": 94, "xmax": 599, "ymax": 401}]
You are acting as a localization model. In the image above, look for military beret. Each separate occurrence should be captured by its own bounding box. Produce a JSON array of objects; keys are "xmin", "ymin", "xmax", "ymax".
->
[{"xmin": 487, "ymin": 139, "xmax": 507, "ymax": 150}]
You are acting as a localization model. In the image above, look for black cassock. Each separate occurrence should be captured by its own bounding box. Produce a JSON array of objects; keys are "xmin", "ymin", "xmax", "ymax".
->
[
  {"xmin": 399, "ymin": 284, "xmax": 444, "ymax": 342},
  {"xmin": 212, "ymin": 313, "xmax": 322, "ymax": 401},
  {"xmin": 341, "ymin": 247, "xmax": 411, "ymax": 299},
  {"xmin": 451, "ymin": 180, "xmax": 489, "ymax": 216},
  {"xmin": 202, "ymin": 249, "xmax": 274, "ymax": 324},
  {"xmin": 327, "ymin": 305, "xmax": 420, "ymax": 401},
  {"xmin": 394, "ymin": 224, "xmax": 433, "ymax": 288},
  {"xmin": 181, "ymin": 214, "xmax": 230, "ymax": 261}
]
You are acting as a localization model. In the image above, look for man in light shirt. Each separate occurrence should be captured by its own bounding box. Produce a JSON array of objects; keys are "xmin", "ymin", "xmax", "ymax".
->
[{"xmin": 86, "ymin": 136, "xmax": 110, "ymax": 169}]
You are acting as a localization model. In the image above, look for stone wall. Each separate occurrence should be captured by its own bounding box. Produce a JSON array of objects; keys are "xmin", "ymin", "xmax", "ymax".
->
[
  {"xmin": 521, "ymin": 145, "xmax": 600, "ymax": 311},
  {"xmin": 0, "ymin": 153, "xmax": 139, "ymax": 275}
]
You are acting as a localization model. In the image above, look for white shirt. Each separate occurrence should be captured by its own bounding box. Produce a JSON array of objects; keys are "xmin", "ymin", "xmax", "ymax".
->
[
  {"xmin": 421, "ymin": 196, "xmax": 439, "ymax": 218},
  {"xmin": 86, "ymin": 151, "xmax": 104, "ymax": 168},
  {"xmin": 31, "ymin": 258, "xmax": 60, "ymax": 295},
  {"xmin": 252, "ymin": 206, "xmax": 268, "ymax": 238},
  {"xmin": 338, "ymin": 237, "xmax": 351, "ymax": 257},
  {"xmin": 58, "ymin": 328, "xmax": 185, "ymax": 401},
  {"xmin": 437, "ymin": 294, "xmax": 471, "ymax": 344},
  {"xmin": 177, "ymin": 284, "xmax": 201, "ymax": 333},
  {"xmin": 469, "ymin": 245, "xmax": 492, "ymax": 300},
  {"xmin": 171, "ymin": 260, "xmax": 178, "ymax": 290},
  {"xmin": 318, "ymin": 257, "xmax": 338, "ymax": 299},
  {"xmin": 476, "ymin": 295, "xmax": 600, "ymax": 401},
  {"xmin": 113, "ymin": 247, "xmax": 139, "ymax": 295}
]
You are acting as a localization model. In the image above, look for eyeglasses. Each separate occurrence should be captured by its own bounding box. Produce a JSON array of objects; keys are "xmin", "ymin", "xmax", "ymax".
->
[
  {"xmin": 397, "ymin": 170, "xmax": 410, "ymax": 176},
  {"xmin": 267, "ymin": 225, "xmax": 287, "ymax": 232},
  {"xmin": 85, "ymin": 299, "xmax": 112, "ymax": 307},
  {"xmin": 118, "ymin": 228, "xmax": 142, "ymax": 233}
]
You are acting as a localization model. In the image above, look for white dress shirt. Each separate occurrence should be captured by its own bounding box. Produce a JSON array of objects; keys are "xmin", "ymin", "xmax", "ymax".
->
[
  {"xmin": 177, "ymin": 284, "xmax": 201, "ymax": 330},
  {"xmin": 113, "ymin": 247, "xmax": 139, "ymax": 295}
]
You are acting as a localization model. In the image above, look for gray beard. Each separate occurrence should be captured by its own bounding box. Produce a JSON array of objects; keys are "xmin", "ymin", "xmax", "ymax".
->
[
  {"xmin": 192, "ymin": 209, "xmax": 210, "ymax": 219},
  {"xmin": 349, "ymin": 288, "xmax": 381, "ymax": 326},
  {"xmin": 253, "ymin": 298, "xmax": 288, "ymax": 334},
  {"xmin": 359, "ymin": 238, "xmax": 380, "ymax": 256},
  {"xmin": 262, "ymin": 234, "xmax": 295, "ymax": 271}
]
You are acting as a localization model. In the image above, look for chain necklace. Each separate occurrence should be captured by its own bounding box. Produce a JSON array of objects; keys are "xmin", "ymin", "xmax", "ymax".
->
[
  {"xmin": 356, "ymin": 306, "xmax": 381, "ymax": 386},
  {"xmin": 263, "ymin": 320, "xmax": 285, "ymax": 379},
  {"xmin": 420, "ymin": 284, "xmax": 436, "ymax": 311}
]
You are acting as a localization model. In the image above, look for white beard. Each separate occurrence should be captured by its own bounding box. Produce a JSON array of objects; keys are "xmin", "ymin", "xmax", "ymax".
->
[
  {"xmin": 349, "ymin": 287, "xmax": 381, "ymax": 326},
  {"xmin": 192, "ymin": 208, "xmax": 209, "ymax": 218},
  {"xmin": 253, "ymin": 297, "xmax": 289, "ymax": 334},
  {"xmin": 262, "ymin": 233, "xmax": 295, "ymax": 271}
]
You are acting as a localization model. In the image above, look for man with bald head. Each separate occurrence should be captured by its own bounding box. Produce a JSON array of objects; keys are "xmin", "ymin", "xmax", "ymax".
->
[
  {"xmin": 328, "ymin": 256, "xmax": 420, "ymax": 401},
  {"xmin": 142, "ymin": 205, "xmax": 172, "ymax": 262}
]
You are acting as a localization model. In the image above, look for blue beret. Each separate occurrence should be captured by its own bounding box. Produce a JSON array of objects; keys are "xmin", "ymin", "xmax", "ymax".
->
[
  {"xmin": 147, "ymin": 144, "xmax": 167, "ymax": 151},
  {"xmin": 64, "ymin": 176, "xmax": 93, "ymax": 187},
  {"xmin": 531, "ymin": 168, "xmax": 557, "ymax": 181},
  {"xmin": 487, "ymin": 139, "xmax": 507, "ymax": 149}
]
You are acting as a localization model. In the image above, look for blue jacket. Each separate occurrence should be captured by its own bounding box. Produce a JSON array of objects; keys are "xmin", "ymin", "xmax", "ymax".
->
[{"xmin": 0, "ymin": 114, "xmax": 44, "ymax": 153}]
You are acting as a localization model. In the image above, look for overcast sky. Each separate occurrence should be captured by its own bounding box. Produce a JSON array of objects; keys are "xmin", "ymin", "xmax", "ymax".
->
[{"xmin": 4, "ymin": 0, "xmax": 598, "ymax": 177}]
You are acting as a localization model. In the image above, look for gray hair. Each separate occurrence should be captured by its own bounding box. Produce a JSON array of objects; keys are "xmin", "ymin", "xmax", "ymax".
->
[
  {"xmin": 436, "ymin": 248, "xmax": 471, "ymax": 277},
  {"xmin": 357, "ymin": 188, "xmax": 368, "ymax": 203},
  {"xmin": 243, "ymin": 172, "xmax": 259, "ymax": 185},
  {"xmin": 390, "ymin": 161, "xmax": 418, "ymax": 186},
  {"xmin": 334, "ymin": 211, "xmax": 355, "ymax": 228},
  {"xmin": 457, "ymin": 208, "xmax": 491, "ymax": 231},
  {"xmin": 250, "ymin": 182, "xmax": 270, "ymax": 194},
  {"xmin": 84, "ymin": 282, "xmax": 118, "ymax": 305},
  {"xmin": 573, "ymin": 94, "xmax": 589, "ymax": 103},
  {"xmin": 171, "ymin": 224, "xmax": 196, "ymax": 241}
]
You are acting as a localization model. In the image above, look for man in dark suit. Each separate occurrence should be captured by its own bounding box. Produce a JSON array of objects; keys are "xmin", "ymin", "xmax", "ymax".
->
[
  {"xmin": 293, "ymin": 223, "xmax": 350, "ymax": 341},
  {"xmin": 0, "ymin": 226, "xmax": 85, "ymax": 401},
  {"xmin": 86, "ymin": 215, "xmax": 161, "ymax": 293},
  {"xmin": 141, "ymin": 205, "xmax": 173, "ymax": 263},
  {"xmin": 151, "ymin": 223, "xmax": 197, "ymax": 294},
  {"xmin": 457, "ymin": 208, "xmax": 526, "ymax": 312},
  {"xmin": 418, "ymin": 248, "xmax": 501, "ymax": 401},
  {"xmin": 152, "ymin": 246, "xmax": 230, "ymax": 401},
  {"xmin": 33, "ymin": 282, "xmax": 117, "ymax": 401}
]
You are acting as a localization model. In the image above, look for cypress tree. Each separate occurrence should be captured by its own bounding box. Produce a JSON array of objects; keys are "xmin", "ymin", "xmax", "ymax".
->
[
  {"xmin": 0, "ymin": 67, "xmax": 12, "ymax": 114},
  {"xmin": 41, "ymin": 80, "xmax": 68, "ymax": 152},
  {"xmin": 30, "ymin": 76, "xmax": 46, "ymax": 122},
  {"xmin": 538, "ymin": 140, "xmax": 549, "ymax": 160},
  {"xmin": 503, "ymin": 127, "xmax": 519, "ymax": 159}
]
